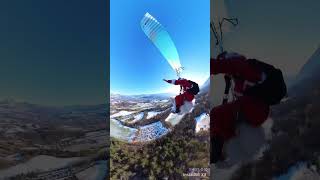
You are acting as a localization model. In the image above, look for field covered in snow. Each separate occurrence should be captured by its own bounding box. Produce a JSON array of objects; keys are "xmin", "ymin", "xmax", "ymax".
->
[
  {"xmin": 0, "ymin": 155, "xmax": 83, "ymax": 179},
  {"xmin": 110, "ymin": 93, "xmax": 208, "ymax": 143}
]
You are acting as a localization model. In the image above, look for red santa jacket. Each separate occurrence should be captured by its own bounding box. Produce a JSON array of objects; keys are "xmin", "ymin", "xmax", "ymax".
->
[
  {"xmin": 210, "ymin": 53, "xmax": 269, "ymax": 128},
  {"xmin": 211, "ymin": 53, "xmax": 265, "ymax": 98},
  {"xmin": 166, "ymin": 79, "xmax": 194, "ymax": 101}
]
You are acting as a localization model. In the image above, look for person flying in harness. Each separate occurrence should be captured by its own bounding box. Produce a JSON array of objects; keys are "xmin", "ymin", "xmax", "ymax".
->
[
  {"xmin": 164, "ymin": 78, "xmax": 200, "ymax": 113},
  {"xmin": 210, "ymin": 52, "xmax": 287, "ymax": 163}
]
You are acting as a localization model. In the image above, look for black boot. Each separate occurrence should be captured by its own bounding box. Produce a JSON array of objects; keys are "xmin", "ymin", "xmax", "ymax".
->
[{"xmin": 210, "ymin": 135, "xmax": 224, "ymax": 164}]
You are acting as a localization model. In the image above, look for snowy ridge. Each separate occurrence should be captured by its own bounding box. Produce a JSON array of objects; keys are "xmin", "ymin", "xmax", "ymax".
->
[
  {"xmin": 129, "ymin": 112, "xmax": 144, "ymax": 124},
  {"xmin": 146, "ymin": 111, "xmax": 162, "ymax": 119},
  {"xmin": 298, "ymin": 47, "xmax": 320, "ymax": 80},
  {"xmin": 165, "ymin": 113, "xmax": 186, "ymax": 127},
  {"xmin": 110, "ymin": 110, "xmax": 136, "ymax": 118}
]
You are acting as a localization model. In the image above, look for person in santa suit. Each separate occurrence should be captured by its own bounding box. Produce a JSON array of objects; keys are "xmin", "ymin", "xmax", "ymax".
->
[
  {"xmin": 210, "ymin": 52, "xmax": 271, "ymax": 163},
  {"xmin": 163, "ymin": 78, "xmax": 197, "ymax": 113}
]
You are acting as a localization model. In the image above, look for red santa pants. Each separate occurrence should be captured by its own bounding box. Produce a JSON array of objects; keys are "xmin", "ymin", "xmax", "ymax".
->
[
  {"xmin": 175, "ymin": 92, "xmax": 194, "ymax": 110},
  {"xmin": 210, "ymin": 95, "xmax": 269, "ymax": 141}
]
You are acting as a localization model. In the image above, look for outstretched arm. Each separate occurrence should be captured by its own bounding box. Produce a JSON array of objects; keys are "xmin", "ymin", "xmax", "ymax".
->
[
  {"xmin": 163, "ymin": 79, "xmax": 176, "ymax": 85},
  {"xmin": 163, "ymin": 79, "xmax": 190, "ymax": 87},
  {"xmin": 210, "ymin": 53, "xmax": 261, "ymax": 82}
]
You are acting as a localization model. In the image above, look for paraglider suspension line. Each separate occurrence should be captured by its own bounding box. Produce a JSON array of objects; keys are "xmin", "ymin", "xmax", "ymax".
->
[
  {"xmin": 210, "ymin": 17, "xmax": 239, "ymax": 104},
  {"xmin": 175, "ymin": 67, "xmax": 184, "ymax": 78},
  {"xmin": 210, "ymin": 18, "xmax": 238, "ymax": 54}
]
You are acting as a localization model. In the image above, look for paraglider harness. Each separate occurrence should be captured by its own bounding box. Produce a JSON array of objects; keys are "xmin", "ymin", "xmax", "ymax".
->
[
  {"xmin": 175, "ymin": 66, "xmax": 199, "ymax": 96},
  {"xmin": 178, "ymin": 79, "xmax": 199, "ymax": 96},
  {"xmin": 186, "ymin": 80, "xmax": 200, "ymax": 95},
  {"xmin": 244, "ymin": 59, "xmax": 287, "ymax": 105}
]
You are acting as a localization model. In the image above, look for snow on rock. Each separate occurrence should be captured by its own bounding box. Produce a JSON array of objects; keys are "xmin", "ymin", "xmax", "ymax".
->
[
  {"xmin": 146, "ymin": 111, "xmax": 162, "ymax": 119},
  {"xmin": 225, "ymin": 123, "xmax": 267, "ymax": 165},
  {"xmin": 274, "ymin": 162, "xmax": 320, "ymax": 180},
  {"xmin": 110, "ymin": 119, "xmax": 137, "ymax": 141},
  {"xmin": 116, "ymin": 116, "xmax": 132, "ymax": 123},
  {"xmin": 165, "ymin": 113, "xmax": 186, "ymax": 126},
  {"xmin": 179, "ymin": 100, "xmax": 195, "ymax": 114},
  {"xmin": 110, "ymin": 110, "xmax": 135, "ymax": 118},
  {"xmin": 128, "ymin": 112, "xmax": 144, "ymax": 124},
  {"xmin": 195, "ymin": 113, "xmax": 210, "ymax": 133},
  {"xmin": 131, "ymin": 121, "xmax": 169, "ymax": 142}
]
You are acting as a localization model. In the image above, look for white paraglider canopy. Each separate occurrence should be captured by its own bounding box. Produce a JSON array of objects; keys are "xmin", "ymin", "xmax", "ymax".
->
[{"xmin": 141, "ymin": 12, "xmax": 183, "ymax": 77}]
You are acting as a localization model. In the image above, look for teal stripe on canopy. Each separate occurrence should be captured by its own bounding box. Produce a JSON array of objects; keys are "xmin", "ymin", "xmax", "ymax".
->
[{"xmin": 141, "ymin": 12, "xmax": 182, "ymax": 76}]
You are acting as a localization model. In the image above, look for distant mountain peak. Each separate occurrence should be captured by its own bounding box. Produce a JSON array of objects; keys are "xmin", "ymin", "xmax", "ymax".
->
[
  {"xmin": 298, "ymin": 47, "xmax": 320, "ymax": 79},
  {"xmin": 199, "ymin": 77, "xmax": 210, "ymax": 94},
  {"xmin": 289, "ymin": 46, "xmax": 320, "ymax": 97}
]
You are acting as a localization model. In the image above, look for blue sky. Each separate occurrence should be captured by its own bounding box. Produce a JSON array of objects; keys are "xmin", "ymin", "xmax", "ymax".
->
[
  {"xmin": 110, "ymin": 0, "xmax": 210, "ymax": 95},
  {"xmin": 211, "ymin": 0, "xmax": 320, "ymax": 104},
  {"xmin": 0, "ymin": 0, "xmax": 107, "ymax": 106},
  {"xmin": 213, "ymin": 0, "xmax": 320, "ymax": 76}
]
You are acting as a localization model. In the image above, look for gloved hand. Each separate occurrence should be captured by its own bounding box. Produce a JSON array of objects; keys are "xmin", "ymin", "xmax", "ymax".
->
[{"xmin": 163, "ymin": 79, "xmax": 169, "ymax": 83}]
